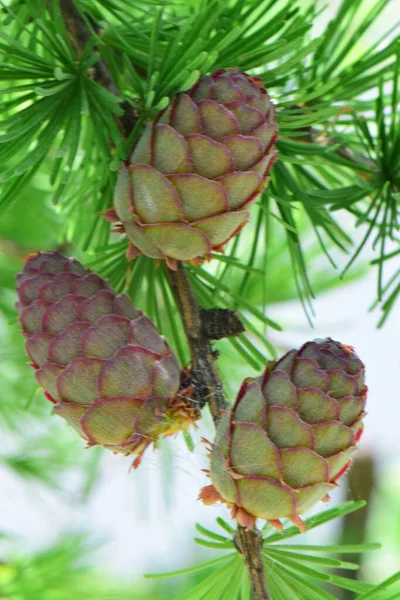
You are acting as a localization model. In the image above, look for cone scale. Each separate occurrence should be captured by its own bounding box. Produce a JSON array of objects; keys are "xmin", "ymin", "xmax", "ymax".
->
[
  {"xmin": 106, "ymin": 69, "xmax": 278, "ymax": 269},
  {"xmin": 200, "ymin": 339, "xmax": 367, "ymax": 531},
  {"xmin": 16, "ymin": 251, "xmax": 198, "ymax": 466}
]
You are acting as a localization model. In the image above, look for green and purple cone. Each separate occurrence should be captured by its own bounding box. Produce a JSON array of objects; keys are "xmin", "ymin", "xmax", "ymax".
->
[
  {"xmin": 16, "ymin": 251, "xmax": 198, "ymax": 466},
  {"xmin": 200, "ymin": 339, "xmax": 366, "ymax": 530},
  {"xmin": 106, "ymin": 69, "xmax": 277, "ymax": 269}
]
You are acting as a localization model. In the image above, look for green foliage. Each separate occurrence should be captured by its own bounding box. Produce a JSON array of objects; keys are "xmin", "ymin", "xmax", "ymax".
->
[
  {"xmin": 0, "ymin": 534, "xmax": 164, "ymax": 600},
  {"xmin": 146, "ymin": 502, "xmax": 400, "ymax": 600}
]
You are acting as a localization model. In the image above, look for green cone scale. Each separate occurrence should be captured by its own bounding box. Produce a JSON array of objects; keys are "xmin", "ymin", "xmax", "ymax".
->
[
  {"xmin": 107, "ymin": 69, "xmax": 277, "ymax": 269},
  {"xmin": 16, "ymin": 252, "xmax": 198, "ymax": 465},
  {"xmin": 200, "ymin": 339, "xmax": 366, "ymax": 530}
]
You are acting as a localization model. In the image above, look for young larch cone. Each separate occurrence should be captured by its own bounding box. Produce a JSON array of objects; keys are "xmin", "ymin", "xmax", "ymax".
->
[
  {"xmin": 106, "ymin": 69, "xmax": 278, "ymax": 269},
  {"xmin": 200, "ymin": 339, "xmax": 367, "ymax": 530},
  {"xmin": 16, "ymin": 251, "xmax": 198, "ymax": 466}
]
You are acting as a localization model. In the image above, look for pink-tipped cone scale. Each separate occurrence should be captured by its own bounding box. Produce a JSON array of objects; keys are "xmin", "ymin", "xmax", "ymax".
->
[
  {"xmin": 16, "ymin": 251, "xmax": 199, "ymax": 466},
  {"xmin": 200, "ymin": 339, "xmax": 367, "ymax": 531},
  {"xmin": 106, "ymin": 69, "xmax": 278, "ymax": 269}
]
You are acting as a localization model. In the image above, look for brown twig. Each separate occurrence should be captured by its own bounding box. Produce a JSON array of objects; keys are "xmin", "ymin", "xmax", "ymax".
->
[
  {"xmin": 235, "ymin": 526, "xmax": 271, "ymax": 599},
  {"xmin": 58, "ymin": 0, "xmax": 137, "ymax": 136},
  {"xmin": 165, "ymin": 263, "xmax": 226, "ymax": 418},
  {"xmin": 167, "ymin": 262, "xmax": 270, "ymax": 599}
]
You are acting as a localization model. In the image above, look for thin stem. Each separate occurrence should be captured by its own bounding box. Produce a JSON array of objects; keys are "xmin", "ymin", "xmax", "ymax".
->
[
  {"xmin": 165, "ymin": 262, "xmax": 225, "ymax": 420},
  {"xmin": 58, "ymin": 0, "xmax": 137, "ymax": 136},
  {"xmin": 235, "ymin": 526, "xmax": 270, "ymax": 600},
  {"xmin": 59, "ymin": 0, "xmax": 117, "ymax": 91},
  {"xmin": 167, "ymin": 262, "xmax": 270, "ymax": 600}
]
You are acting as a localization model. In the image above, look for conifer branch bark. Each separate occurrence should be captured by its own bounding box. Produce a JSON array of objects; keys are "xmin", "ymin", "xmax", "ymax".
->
[
  {"xmin": 58, "ymin": 0, "xmax": 137, "ymax": 136},
  {"xmin": 235, "ymin": 526, "xmax": 270, "ymax": 600},
  {"xmin": 165, "ymin": 263, "xmax": 227, "ymax": 419},
  {"xmin": 167, "ymin": 262, "xmax": 270, "ymax": 600}
]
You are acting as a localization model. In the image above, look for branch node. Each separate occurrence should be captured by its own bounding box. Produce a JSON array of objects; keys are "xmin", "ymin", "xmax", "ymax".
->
[{"xmin": 201, "ymin": 308, "xmax": 245, "ymax": 340}]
